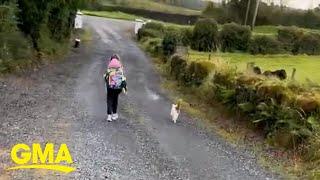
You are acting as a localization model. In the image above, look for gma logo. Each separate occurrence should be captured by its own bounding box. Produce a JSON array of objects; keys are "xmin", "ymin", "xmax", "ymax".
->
[{"xmin": 7, "ymin": 143, "xmax": 75, "ymax": 173}]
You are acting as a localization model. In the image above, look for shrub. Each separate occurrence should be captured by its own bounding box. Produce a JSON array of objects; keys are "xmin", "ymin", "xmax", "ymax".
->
[
  {"xmin": 186, "ymin": 61, "xmax": 214, "ymax": 86},
  {"xmin": 293, "ymin": 33, "xmax": 320, "ymax": 55},
  {"xmin": 191, "ymin": 18, "xmax": 219, "ymax": 52},
  {"xmin": 3, "ymin": 32, "xmax": 32, "ymax": 60},
  {"xmin": 219, "ymin": 23, "xmax": 251, "ymax": 52},
  {"xmin": 137, "ymin": 28, "xmax": 162, "ymax": 41},
  {"xmin": 162, "ymin": 32, "xmax": 178, "ymax": 56},
  {"xmin": 170, "ymin": 55, "xmax": 188, "ymax": 81},
  {"xmin": 143, "ymin": 38, "xmax": 162, "ymax": 55},
  {"xmin": 277, "ymin": 26, "xmax": 303, "ymax": 53},
  {"xmin": 143, "ymin": 22, "xmax": 165, "ymax": 32},
  {"xmin": 249, "ymin": 36, "xmax": 283, "ymax": 55},
  {"xmin": 180, "ymin": 27, "xmax": 193, "ymax": 46}
]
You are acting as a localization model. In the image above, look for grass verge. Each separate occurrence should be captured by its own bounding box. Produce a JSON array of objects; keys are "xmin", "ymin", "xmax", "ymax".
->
[
  {"xmin": 148, "ymin": 54, "xmax": 299, "ymax": 179},
  {"xmin": 0, "ymin": 28, "xmax": 92, "ymax": 74}
]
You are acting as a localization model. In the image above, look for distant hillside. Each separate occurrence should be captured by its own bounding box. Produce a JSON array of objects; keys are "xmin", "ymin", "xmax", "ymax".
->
[{"xmin": 101, "ymin": 0, "xmax": 202, "ymax": 15}]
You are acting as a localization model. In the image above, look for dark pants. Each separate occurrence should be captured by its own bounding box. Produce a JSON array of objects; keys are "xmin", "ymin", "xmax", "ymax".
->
[{"xmin": 107, "ymin": 88, "xmax": 122, "ymax": 115}]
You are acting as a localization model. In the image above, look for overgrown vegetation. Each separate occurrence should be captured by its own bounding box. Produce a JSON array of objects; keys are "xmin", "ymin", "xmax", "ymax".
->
[
  {"xmin": 138, "ymin": 20, "xmax": 320, "ymax": 178},
  {"xmin": 0, "ymin": 0, "xmax": 87, "ymax": 73}
]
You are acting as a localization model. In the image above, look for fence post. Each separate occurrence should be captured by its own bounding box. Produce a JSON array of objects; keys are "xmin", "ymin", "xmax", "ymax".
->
[{"xmin": 291, "ymin": 68, "xmax": 296, "ymax": 80}]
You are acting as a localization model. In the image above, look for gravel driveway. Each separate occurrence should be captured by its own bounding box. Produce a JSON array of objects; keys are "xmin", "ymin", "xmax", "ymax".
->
[{"xmin": 0, "ymin": 16, "xmax": 278, "ymax": 180}]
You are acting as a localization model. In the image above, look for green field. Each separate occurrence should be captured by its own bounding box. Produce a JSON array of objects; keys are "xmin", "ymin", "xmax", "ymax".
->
[
  {"xmin": 99, "ymin": 0, "xmax": 201, "ymax": 15},
  {"xmin": 83, "ymin": 10, "xmax": 192, "ymax": 29},
  {"xmin": 82, "ymin": 10, "xmax": 144, "ymax": 21},
  {"xmin": 252, "ymin": 25, "xmax": 320, "ymax": 37},
  {"xmin": 189, "ymin": 50, "xmax": 320, "ymax": 84}
]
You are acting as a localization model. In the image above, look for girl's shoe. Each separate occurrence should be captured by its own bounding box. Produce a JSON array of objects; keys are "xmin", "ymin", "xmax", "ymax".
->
[
  {"xmin": 112, "ymin": 113, "xmax": 118, "ymax": 120},
  {"xmin": 107, "ymin": 115, "xmax": 112, "ymax": 122}
]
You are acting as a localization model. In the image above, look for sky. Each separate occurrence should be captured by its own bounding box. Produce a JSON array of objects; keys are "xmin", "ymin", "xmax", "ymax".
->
[
  {"xmin": 281, "ymin": 0, "xmax": 319, "ymax": 9},
  {"xmin": 211, "ymin": 0, "xmax": 320, "ymax": 9}
]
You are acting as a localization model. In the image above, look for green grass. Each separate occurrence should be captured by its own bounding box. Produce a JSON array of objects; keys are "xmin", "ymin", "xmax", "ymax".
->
[
  {"xmin": 252, "ymin": 25, "xmax": 320, "ymax": 37},
  {"xmin": 82, "ymin": 10, "xmax": 144, "ymax": 21},
  {"xmin": 83, "ymin": 10, "xmax": 192, "ymax": 29},
  {"xmin": 99, "ymin": 0, "xmax": 201, "ymax": 15},
  {"xmin": 252, "ymin": 25, "xmax": 279, "ymax": 36},
  {"xmin": 189, "ymin": 50, "xmax": 320, "ymax": 84}
]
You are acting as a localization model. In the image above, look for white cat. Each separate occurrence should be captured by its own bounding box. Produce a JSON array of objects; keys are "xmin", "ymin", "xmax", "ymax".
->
[{"xmin": 170, "ymin": 100, "xmax": 182, "ymax": 123}]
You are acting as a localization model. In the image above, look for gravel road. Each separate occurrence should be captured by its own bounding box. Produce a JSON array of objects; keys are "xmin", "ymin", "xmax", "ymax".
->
[{"xmin": 0, "ymin": 16, "xmax": 279, "ymax": 180}]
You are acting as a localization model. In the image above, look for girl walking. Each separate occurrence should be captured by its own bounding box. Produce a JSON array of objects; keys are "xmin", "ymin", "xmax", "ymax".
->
[{"xmin": 104, "ymin": 54, "xmax": 127, "ymax": 122}]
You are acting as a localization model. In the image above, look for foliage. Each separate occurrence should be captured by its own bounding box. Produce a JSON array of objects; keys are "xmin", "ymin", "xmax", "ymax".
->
[
  {"xmin": 0, "ymin": 1, "xmax": 32, "ymax": 66},
  {"xmin": 143, "ymin": 22, "xmax": 165, "ymax": 32},
  {"xmin": 191, "ymin": 18, "xmax": 218, "ymax": 52},
  {"xmin": 293, "ymin": 33, "xmax": 320, "ymax": 55},
  {"xmin": 219, "ymin": 22, "xmax": 251, "ymax": 52},
  {"xmin": 0, "ymin": 2, "xmax": 16, "ymax": 32},
  {"xmin": 277, "ymin": 27, "xmax": 304, "ymax": 53},
  {"xmin": 162, "ymin": 32, "xmax": 178, "ymax": 56},
  {"xmin": 143, "ymin": 37, "xmax": 162, "ymax": 55},
  {"xmin": 170, "ymin": 54, "xmax": 188, "ymax": 81},
  {"xmin": 185, "ymin": 61, "xmax": 214, "ymax": 86},
  {"xmin": 249, "ymin": 36, "xmax": 283, "ymax": 55},
  {"xmin": 180, "ymin": 27, "xmax": 193, "ymax": 46},
  {"xmin": 137, "ymin": 27, "xmax": 162, "ymax": 41},
  {"xmin": 0, "ymin": 32, "xmax": 32, "ymax": 60},
  {"xmin": 304, "ymin": 117, "xmax": 320, "ymax": 162},
  {"xmin": 0, "ymin": 0, "xmax": 84, "ymax": 73},
  {"xmin": 16, "ymin": 0, "xmax": 81, "ymax": 49}
]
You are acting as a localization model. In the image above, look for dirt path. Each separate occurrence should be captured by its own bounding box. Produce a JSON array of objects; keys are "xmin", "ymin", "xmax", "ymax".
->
[{"xmin": 0, "ymin": 16, "xmax": 278, "ymax": 180}]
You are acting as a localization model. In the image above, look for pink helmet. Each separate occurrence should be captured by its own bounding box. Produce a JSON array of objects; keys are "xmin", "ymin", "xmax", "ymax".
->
[{"xmin": 108, "ymin": 58, "xmax": 122, "ymax": 68}]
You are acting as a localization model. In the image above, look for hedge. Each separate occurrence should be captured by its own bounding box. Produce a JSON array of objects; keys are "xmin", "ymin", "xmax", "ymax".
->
[
  {"xmin": 249, "ymin": 36, "xmax": 283, "ymax": 55},
  {"xmin": 219, "ymin": 23, "xmax": 251, "ymax": 52},
  {"xmin": 293, "ymin": 33, "xmax": 320, "ymax": 55},
  {"xmin": 162, "ymin": 32, "xmax": 178, "ymax": 56},
  {"xmin": 191, "ymin": 18, "xmax": 219, "ymax": 52},
  {"xmin": 137, "ymin": 28, "xmax": 162, "ymax": 41},
  {"xmin": 277, "ymin": 26, "xmax": 304, "ymax": 53}
]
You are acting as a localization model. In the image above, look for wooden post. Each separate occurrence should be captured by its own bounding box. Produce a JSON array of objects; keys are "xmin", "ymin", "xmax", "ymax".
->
[
  {"xmin": 209, "ymin": 54, "xmax": 211, "ymax": 60},
  {"xmin": 291, "ymin": 68, "xmax": 296, "ymax": 80}
]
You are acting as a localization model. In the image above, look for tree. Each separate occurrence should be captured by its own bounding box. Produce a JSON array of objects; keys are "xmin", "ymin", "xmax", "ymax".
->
[
  {"xmin": 16, "ymin": 0, "xmax": 83, "ymax": 50},
  {"xmin": 244, "ymin": 0, "xmax": 251, "ymax": 25},
  {"xmin": 251, "ymin": 0, "xmax": 260, "ymax": 29}
]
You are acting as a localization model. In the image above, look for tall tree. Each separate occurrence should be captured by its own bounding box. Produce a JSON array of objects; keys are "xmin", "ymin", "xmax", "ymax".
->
[
  {"xmin": 244, "ymin": 0, "xmax": 251, "ymax": 25},
  {"xmin": 251, "ymin": 0, "xmax": 260, "ymax": 29}
]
